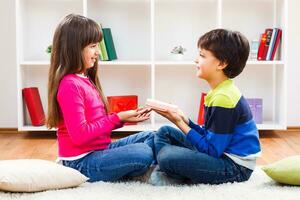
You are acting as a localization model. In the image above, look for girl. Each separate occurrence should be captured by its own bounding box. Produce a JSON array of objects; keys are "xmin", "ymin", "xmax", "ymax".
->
[{"xmin": 46, "ymin": 14, "xmax": 154, "ymax": 182}]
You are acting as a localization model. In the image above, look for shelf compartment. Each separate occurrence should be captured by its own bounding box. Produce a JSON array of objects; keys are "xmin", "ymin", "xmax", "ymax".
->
[
  {"xmin": 20, "ymin": 66, "xmax": 48, "ymax": 128},
  {"xmin": 222, "ymin": 0, "xmax": 274, "ymax": 40},
  {"xmin": 100, "ymin": 65, "xmax": 151, "ymax": 110},
  {"xmin": 87, "ymin": 0, "xmax": 151, "ymax": 61},
  {"xmin": 154, "ymin": 0, "xmax": 217, "ymax": 61},
  {"xmin": 19, "ymin": 0, "xmax": 83, "ymax": 61},
  {"xmin": 236, "ymin": 64, "xmax": 285, "ymax": 127},
  {"xmin": 154, "ymin": 64, "xmax": 210, "ymax": 123}
]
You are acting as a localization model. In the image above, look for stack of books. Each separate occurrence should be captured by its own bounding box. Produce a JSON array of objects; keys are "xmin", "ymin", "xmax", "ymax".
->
[
  {"xmin": 99, "ymin": 24, "xmax": 117, "ymax": 61},
  {"xmin": 257, "ymin": 28, "xmax": 282, "ymax": 61}
]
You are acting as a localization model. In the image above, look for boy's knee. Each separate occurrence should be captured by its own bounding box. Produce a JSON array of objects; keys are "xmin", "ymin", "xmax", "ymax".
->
[
  {"xmin": 157, "ymin": 146, "xmax": 176, "ymax": 167},
  {"xmin": 157, "ymin": 125, "xmax": 174, "ymax": 136},
  {"xmin": 140, "ymin": 131, "xmax": 155, "ymax": 139}
]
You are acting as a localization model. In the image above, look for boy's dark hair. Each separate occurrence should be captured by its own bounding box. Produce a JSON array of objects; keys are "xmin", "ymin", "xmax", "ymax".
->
[{"xmin": 197, "ymin": 29, "xmax": 250, "ymax": 78}]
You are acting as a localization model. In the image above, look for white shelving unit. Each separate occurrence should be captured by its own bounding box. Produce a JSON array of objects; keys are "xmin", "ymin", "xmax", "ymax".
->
[{"xmin": 16, "ymin": 0, "xmax": 287, "ymax": 132}]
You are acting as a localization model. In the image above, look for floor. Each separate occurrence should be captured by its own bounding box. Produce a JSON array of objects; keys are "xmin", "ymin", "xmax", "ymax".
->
[{"xmin": 0, "ymin": 130, "xmax": 299, "ymax": 165}]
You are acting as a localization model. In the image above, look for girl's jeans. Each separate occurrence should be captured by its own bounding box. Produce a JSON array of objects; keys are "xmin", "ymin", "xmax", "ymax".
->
[
  {"xmin": 62, "ymin": 131, "xmax": 155, "ymax": 182},
  {"xmin": 154, "ymin": 125, "xmax": 253, "ymax": 184}
]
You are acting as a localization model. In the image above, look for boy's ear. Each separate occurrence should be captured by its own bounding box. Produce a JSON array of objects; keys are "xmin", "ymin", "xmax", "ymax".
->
[{"xmin": 217, "ymin": 61, "xmax": 228, "ymax": 70}]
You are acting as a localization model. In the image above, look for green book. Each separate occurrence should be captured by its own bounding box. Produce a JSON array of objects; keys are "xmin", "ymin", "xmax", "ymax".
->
[
  {"xmin": 102, "ymin": 28, "xmax": 117, "ymax": 60},
  {"xmin": 99, "ymin": 24, "xmax": 109, "ymax": 61},
  {"xmin": 98, "ymin": 43, "xmax": 104, "ymax": 61}
]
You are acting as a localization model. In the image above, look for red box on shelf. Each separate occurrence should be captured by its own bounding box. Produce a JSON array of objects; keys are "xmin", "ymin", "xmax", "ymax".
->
[{"xmin": 107, "ymin": 95, "xmax": 138, "ymax": 125}]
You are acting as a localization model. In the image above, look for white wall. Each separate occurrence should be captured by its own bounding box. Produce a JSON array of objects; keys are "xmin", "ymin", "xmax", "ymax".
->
[
  {"xmin": 0, "ymin": 0, "xmax": 299, "ymax": 128},
  {"xmin": 0, "ymin": 0, "xmax": 17, "ymax": 128},
  {"xmin": 286, "ymin": 0, "xmax": 300, "ymax": 126}
]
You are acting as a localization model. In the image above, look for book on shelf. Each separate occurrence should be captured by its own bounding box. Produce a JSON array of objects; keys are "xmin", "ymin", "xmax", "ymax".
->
[
  {"xmin": 257, "ymin": 28, "xmax": 282, "ymax": 61},
  {"xmin": 270, "ymin": 28, "xmax": 282, "ymax": 60},
  {"xmin": 250, "ymin": 39, "xmax": 259, "ymax": 60},
  {"xmin": 22, "ymin": 87, "xmax": 45, "ymax": 126},
  {"xmin": 262, "ymin": 28, "xmax": 273, "ymax": 60},
  {"xmin": 98, "ymin": 42, "xmax": 107, "ymax": 61},
  {"xmin": 257, "ymin": 33, "xmax": 267, "ymax": 60},
  {"xmin": 102, "ymin": 28, "xmax": 118, "ymax": 60},
  {"xmin": 99, "ymin": 24, "xmax": 109, "ymax": 61},
  {"xmin": 266, "ymin": 28, "xmax": 278, "ymax": 60}
]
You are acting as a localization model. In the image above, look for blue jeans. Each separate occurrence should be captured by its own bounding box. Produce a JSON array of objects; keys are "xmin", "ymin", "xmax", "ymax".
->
[
  {"xmin": 62, "ymin": 131, "xmax": 155, "ymax": 182},
  {"xmin": 154, "ymin": 126, "xmax": 253, "ymax": 184}
]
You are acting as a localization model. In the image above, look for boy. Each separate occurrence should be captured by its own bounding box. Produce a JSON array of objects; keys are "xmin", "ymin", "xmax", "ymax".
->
[{"xmin": 150, "ymin": 29, "xmax": 261, "ymax": 185}]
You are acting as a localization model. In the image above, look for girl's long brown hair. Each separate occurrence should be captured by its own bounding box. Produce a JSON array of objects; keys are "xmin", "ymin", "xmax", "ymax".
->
[{"xmin": 46, "ymin": 14, "xmax": 108, "ymax": 129}]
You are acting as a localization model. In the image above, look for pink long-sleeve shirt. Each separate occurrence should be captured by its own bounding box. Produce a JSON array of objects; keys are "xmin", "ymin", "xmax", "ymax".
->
[{"xmin": 56, "ymin": 74, "xmax": 124, "ymax": 157}]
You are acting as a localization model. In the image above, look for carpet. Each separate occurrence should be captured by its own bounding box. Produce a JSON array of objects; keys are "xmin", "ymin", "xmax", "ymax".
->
[{"xmin": 0, "ymin": 167, "xmax": 299, "ymax": 200}]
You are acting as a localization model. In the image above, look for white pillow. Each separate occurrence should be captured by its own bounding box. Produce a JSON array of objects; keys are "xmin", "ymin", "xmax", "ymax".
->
[{"xmin": 0, "ymin": 159, "xmax": 88, "ymax": 192}]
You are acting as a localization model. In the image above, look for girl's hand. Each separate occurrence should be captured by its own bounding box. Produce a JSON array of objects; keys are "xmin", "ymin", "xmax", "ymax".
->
[
  {"xmin": 117, "ymin": 107, "xmax": 152, "ymax": 123},
  {"xmin": 177, "ymin": 109, "xmax": 189, "ymax": 124}
]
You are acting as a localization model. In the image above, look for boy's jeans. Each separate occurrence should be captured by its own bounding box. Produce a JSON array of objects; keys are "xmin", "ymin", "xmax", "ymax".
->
[
  {"xmin": 154, "ymin": 125, "xmax": 253, "ymax": 184},
  {"xmin": 62, "ymin": 131, "xmax": 155, "ymax": 182}
]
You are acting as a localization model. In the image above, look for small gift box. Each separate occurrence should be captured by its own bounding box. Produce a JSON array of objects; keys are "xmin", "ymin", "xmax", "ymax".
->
[
  {"xmin": 107, "ymin": 95, "xmax": 138, "ymax": 125},
  {"xmin": 246, "ymin": 98, "xmax": 263, "ymax": 124}
]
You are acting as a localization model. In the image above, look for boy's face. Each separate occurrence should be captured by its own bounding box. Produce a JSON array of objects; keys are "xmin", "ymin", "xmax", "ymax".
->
[{"xmin": 195, "ymin": 48, "xmax": 223, "ymax": 81}]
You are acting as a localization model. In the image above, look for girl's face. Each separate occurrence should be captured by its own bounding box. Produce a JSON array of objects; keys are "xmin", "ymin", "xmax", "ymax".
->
[
  {"xmin": 82, "ymin": 42, "xmax": 100, "ymax": 70},
  {"xmin": 195, "ymin": 48, "xmax": 221, "ymax": 81}
]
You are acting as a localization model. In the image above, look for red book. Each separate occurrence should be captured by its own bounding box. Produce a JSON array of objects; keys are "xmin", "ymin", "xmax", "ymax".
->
[
  {"xmin": 266, "ymin": 28, "xmax": 278, "ymax": 60},
  {"xmin": 270, "ymin": 29, "xmax": 282, "ymax": 60},
  {"xmin": 197, "ymin": 92, "xmax": 207, "ymax": 125},
  {"xmin": 107, "ymin": 95, "xmax": 138, "ymax": 125},
  {"xmin": 257, "ymin": 33, "xmax": 267, "ymax": 60},
  {"xmin": 262, "ymin": 28, "xmax": 273, "ymax": 60},
  {"xmin": 22, "ymin": 87, "xmax": 45, "ymax": 126}
]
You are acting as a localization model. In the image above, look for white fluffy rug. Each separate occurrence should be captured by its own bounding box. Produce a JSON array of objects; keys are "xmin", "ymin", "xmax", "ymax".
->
[{"xmin": 0, "ymin": 167, "xmax": 299, "ymax": 200}]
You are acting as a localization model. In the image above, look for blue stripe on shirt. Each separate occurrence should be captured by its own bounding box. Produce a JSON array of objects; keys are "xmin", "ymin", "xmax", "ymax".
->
[
  {"xmin": 186, "ymin": 128, "xmax": 233, "ymax": 158},
  {"xmin": 225, "ymin": 119, "xmax": 261, "ymax": 156}
]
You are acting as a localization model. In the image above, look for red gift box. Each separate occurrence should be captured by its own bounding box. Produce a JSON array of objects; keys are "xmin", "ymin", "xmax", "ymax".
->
[
  {"xmin": 22, "ymin": 87, "xmax": 45, "ymax": 126},
  {"xmin": 107, "ymin": 95, "xmax": 138, "ymax": 125}
]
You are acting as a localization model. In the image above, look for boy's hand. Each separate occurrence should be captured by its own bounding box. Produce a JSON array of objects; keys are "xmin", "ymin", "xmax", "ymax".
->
[
  {"xmin": 153, "ymin": 108, "xmax": 191, "ymax": 134},
  {"xmin": 117, "ymin": 107, "xmax": 152, "ymax": 123},
  {"xmin": 153, "ymin": 108, "xmax": 183, "ymax": 125}
]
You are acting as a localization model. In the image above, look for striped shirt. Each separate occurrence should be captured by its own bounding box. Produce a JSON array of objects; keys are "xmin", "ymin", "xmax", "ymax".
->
[{"xmin": 186, "ymin": 79, "xmax": 261, "ymax": 170}]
